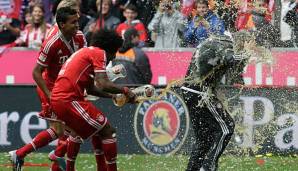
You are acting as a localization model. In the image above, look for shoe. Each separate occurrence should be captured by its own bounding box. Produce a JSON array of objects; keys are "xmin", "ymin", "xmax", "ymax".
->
[
  {"xmin": 8, "ymin": 150, "xmax": 24, "ymax": 171},
  {"xmin": 48, "ymin": 150, "xmax": 66, "ymax": 171}
]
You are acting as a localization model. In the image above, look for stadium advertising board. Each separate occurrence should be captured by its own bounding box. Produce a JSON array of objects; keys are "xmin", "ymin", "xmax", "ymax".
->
[
  {"xmin": 1, "ymin": 48, "xmax": 298, "ymax": 86},
  {"xmin": 0, "ymin": 86, "xmax": 298, "ymax": 155}
]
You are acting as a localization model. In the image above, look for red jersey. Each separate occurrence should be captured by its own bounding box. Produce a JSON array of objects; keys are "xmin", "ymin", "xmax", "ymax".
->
[
  {"xmin": 46, "ymin": 24, "xmax": 59, "ymax": 39},
  {"xmin": 37, "ymin": 30, "xmax": 87, "ymax": 89},
  {"xmin": 116, "ymin": 20, "xmax": 148, "ymax": 42},
  {"xmin": 51, "ymin": 47, "xmax": 107, "ymax": 101}
]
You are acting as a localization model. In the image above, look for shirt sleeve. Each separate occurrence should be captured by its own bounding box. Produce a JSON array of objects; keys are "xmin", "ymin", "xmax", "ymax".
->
[
  {"xmin": 37, "ymin": 40, "xmax": 55, "ymax": 67},
  {"xmin": 92, "ymin": 49, "xmax": 107, "ymax": 73}
]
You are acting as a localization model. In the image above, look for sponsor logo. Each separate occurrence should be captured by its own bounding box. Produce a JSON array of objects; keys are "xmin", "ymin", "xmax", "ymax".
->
[
  {"xmin": 97, "ymin": 115, "xmax": 105, "ymax": 123},
  {"xmin": 38, "ymin": 53, "xmax": 47, "ymax": 62},
  {"xmin": 134, "ymin": 89, "xmax": 189, "ymax": 155},
  {"xmin": 59, "ymin": 55, "xmax": 68, "ymax": 64}
]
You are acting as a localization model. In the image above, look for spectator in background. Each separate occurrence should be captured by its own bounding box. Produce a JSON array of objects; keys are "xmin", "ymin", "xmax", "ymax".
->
[
  {"xmin": 15, "ymin": 4, "xmax": 51, "ymax": 49},
  {"xmin": 0, "ymin": 13, "xmax": 21, "ymax": 45},
  {"xmin": 148, "ymin": 0, "xmax": 186, "ymax": 48},
  {"xmin": 116, "ymin": 4, "xmax": 148, "ymax": 47},
  {"xmin": 215, "ymin": 0, "xmax": 238, "ymax": 33},
  {"xmin": 113, "ymin": 28, "xmax": 152, "ymax": 84},
  {"xmin": 83, "ymin": 0, "xmax": 120, "ymax": 43},
  {"xmin": 184, "ymin": 0, "xmax": 225, "ymax": 47},
  {"xmin": 281, "ymin": 0, "xmax": 297, "ymax": 47},
  {"xmin": 135, "ymin": 0, "xmax": 158, "ymax": 27},
  {"xmin": 22, "ymin": 8, "xmax": 32, "ymax": 29},
  {"xmin": 246, "ymin": 0, "xmax": 285, "ymax": 48},
  {"xmin": 87, "ymin": 0, "xmax": 123, "ymax": 20},
  {"xmin": 77, "ymin": 0, "xmax": 92, "ymax": 31},
  {"xmin": 235, "ymin": 0, "xmax": 274, "ymax": 31},
  {"xmin": 284, "ymin": 0, "xmax": 297, "ymax": 46},
  {"xmin": 28, "ymin": 0, "xmax": 53, "ymax": 23}
]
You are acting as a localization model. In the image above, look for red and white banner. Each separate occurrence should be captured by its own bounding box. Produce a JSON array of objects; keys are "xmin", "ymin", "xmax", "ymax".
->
[{"xmin": 0, "ymin": 48, "xmax": 298, "ymax": 87}]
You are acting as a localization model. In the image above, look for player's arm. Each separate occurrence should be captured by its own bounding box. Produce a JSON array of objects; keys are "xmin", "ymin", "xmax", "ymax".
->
[
  {"xmin": 94, "ymin": 72, "xmax": 135, "ymax": 101},
  {"xmin": 32, "ymin": 64, "xmax": 51, "ymax": 100},
  {"xmin": 86, "ymin": 84, "xmax": 114, "ymax": 98}
]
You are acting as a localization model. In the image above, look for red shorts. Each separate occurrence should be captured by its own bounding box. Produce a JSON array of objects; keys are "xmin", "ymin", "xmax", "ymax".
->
[
  {"xmin": 51, "ymin": 99, "xmax": 107, "ymax": 139},
  {"xmin": 36, "ymin": 87, "xmax": 58, "ymax": 121}
]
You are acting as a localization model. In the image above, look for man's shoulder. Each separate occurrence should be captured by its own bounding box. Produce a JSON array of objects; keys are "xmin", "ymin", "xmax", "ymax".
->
[
  {"xmin": 41, "ymin": 32, "xmax": 61, "ymax": 52},
  {"xmin": 107, "ymin": 15, "xmax": 120, "ymax": 23},
  {"xmin": 200, "ymin": 35, "xmax": 232, "ymax": 47},
  {"xmin": 117, "ymin": 22, "xmax": 128, "ymax": 29},
  {"xmin": 87, "ymin": 46, "xmax": 105, "ymax": 56}
]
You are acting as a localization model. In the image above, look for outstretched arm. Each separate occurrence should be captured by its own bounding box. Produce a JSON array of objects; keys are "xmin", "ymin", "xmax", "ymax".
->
[
  {"xmin": 86, "ymin": 84, "xmax": 114, "ymax": 98},
  {"xmin": 94, "ymin": 72, "xmax": 135, "ymax": 101}
]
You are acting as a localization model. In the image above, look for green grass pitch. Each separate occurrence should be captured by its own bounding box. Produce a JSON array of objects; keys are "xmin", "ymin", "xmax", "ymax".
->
[{"xmin": 0, "ymin": 153, "xmax": 298, "ymax": 171}]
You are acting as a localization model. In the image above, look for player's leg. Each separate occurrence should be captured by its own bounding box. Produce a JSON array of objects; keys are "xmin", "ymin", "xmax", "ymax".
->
[
  {"xmin": 66, "ymin": 135, "xmax": 83, "ymax": 171},
  {"xmin": 183, "ymin": 90, "xmax": 214, "ymax": 171},
  {"xmin": 202, "ymin": 100, "xmax": 235, "ymax": 171},
  {"xmin": 97, "ymin": 124, "xmax": 117, "ymax": 171},
  {"xmin": 51, "ymin": 162, "xmax": 63, "ymax": 171},
  {"xmin": 9, "ymin": 120, "xmax": 64, "ymax": 171},
  {"xmin": 186, "ymin": 106, "xmax": 214, "ymax": 170},
  {"xmin": 49, "ymin": 130, "xmax": 70, "ymax": 171},
  {"xmin": 9, "ymin": 86, "xmax": 65, "ymax": 170},
  {"xmin": 69, "ymin": 100, "xmax": 116, "ymax": 170},
  {"xmin": 91, "ymin": 134, "xmax": 108, "ymax": 171},
  {"xmin": 51, "ymin": 100, "xmax": 109, "ymax": 171}
]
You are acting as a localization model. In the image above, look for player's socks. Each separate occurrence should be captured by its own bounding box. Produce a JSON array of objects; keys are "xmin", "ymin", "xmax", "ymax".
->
[
  {"xmin": 92, "ymin": 135, "xmax": 107, "ymax": 171},
  {"xmin": 16, "ymin": 128, "xmax": 58, "ymax": 159},
  {"xmin": 55, "ymin": 134, "xmax": 68, "ymax": 157},
  {"xmin": 66, "ymin": 136, "xmax": 82, "ymax": 171},
  {"xmin": 51, "ymin": 162, "xmax": 63, "ymax": 171},
  {"xmin": 102, "ymin": 138, "xmax": 117, "ymax": 171}
]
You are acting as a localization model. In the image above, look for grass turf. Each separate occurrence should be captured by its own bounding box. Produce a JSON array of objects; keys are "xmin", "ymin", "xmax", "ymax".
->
[{"xmin": 0, "ymin": 153, "xmax": 298, "ymax": 171}]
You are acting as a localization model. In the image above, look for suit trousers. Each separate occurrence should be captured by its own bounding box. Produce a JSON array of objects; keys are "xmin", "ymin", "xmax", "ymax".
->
[{"xmin": 183, "ymin": 89, "xmax": 235, "ymax": 171}]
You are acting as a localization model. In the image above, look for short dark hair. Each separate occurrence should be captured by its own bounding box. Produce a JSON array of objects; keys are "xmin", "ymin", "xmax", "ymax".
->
[
  {"xmin": 90, "ymin": 29, "xmax": 123, "ymax": 54},
  {"xmin": 125, "ymin": 4, "xmax": 137, "ymax": 13},
  {"xmin": 196, "ymin": 0, "xmax": 209, "ymax": 6},
  {"xmin": 119, "ymin": 28, "xmax": 139, "ymax": 53},
  {"xmin": 56, "ymin": 7, "xmax": 77, "ymax": 28}
]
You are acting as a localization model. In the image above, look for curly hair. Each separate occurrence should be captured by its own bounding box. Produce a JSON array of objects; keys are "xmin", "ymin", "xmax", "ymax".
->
[{"xmin": 90, "ymin": 29, "xmax": 123, "ymax": 54}]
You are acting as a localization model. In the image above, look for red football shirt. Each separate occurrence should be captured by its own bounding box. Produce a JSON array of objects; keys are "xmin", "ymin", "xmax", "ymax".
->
[
  {"xmin": 37, "ymin": 29, "xmax": 87, "ymax": 89},
  {"xmin": 116, "ymin": 20, "xmax": 148, "ymax": 42},
  {"xmin": 46, "ymin": 24, "xmax": 59, "ymax": 39},
  {"xmin": 51, "ymin": 47, "xmax": 107, "ymax": 101}
]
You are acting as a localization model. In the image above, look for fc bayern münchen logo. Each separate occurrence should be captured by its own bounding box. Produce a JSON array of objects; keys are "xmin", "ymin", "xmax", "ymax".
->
[{"xmin": 134, "ymin": 89, "xmax": 189, "ymax": 155}]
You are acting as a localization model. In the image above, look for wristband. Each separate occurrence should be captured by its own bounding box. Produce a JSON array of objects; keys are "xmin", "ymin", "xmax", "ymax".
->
[{"xmin": 122, "ymin": 87, "xmax": 130, "ymax": 95}]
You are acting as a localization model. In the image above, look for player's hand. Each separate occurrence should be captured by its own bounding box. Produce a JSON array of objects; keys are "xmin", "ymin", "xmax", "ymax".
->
[
  {"xmin": 123, "ymin": 87, "xmax": 136, "ymax": 103},
  {"xmin": 89, "ymin": 23, "xmax": 96, "ymax": 32}
]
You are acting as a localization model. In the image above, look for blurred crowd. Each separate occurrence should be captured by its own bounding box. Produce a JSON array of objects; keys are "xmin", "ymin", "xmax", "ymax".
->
[{"xmin": 0, "ymin": 0, "xmax": 297, "ymax": 49}]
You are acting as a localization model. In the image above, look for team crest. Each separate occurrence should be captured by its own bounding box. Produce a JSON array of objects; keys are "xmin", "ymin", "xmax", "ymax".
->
[{"xmin": 134, "ymin": 89, "xmax": 189, "ymax": 155}]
